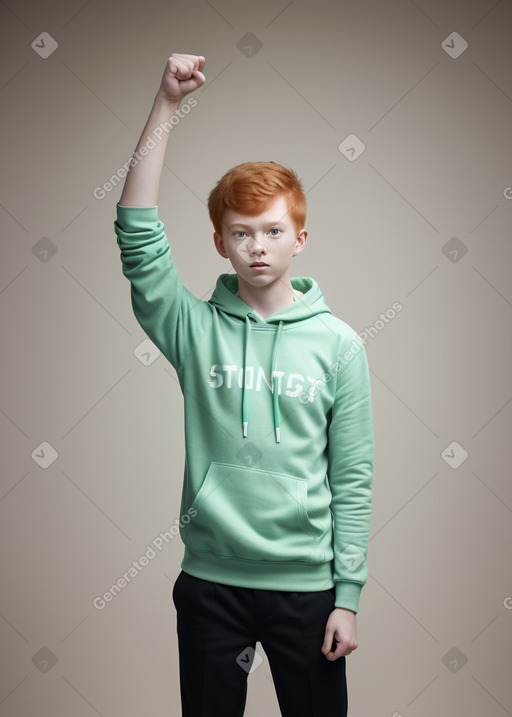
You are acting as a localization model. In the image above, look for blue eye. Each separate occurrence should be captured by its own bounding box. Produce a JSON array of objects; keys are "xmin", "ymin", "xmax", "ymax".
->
[
  {"xmin": 234, "ymin": 231, "xmax": 247, "ymax": 238},
  {"xmin": 269, "ymin": 228, "xmax": 281, "ymax": 236}
]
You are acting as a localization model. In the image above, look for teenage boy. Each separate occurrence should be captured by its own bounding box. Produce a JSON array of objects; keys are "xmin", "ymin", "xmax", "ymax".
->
[{"xmin": 114, "ymin": 53, "xmax": 374, "ymax": 717}]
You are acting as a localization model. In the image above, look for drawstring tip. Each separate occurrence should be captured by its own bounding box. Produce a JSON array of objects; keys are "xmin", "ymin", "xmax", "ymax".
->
[
  {"xmin": 243, "ymin": 422, "xmax": 248, "ymax": 438},
  {"xmin": 275, "ymin": 427, "xmax": 280, "ymax": 443}
]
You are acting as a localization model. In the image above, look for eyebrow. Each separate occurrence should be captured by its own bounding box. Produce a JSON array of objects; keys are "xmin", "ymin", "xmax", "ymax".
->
[{"xmin": 227, "ymin": 220, "xmax": 287, "ymax": 230}]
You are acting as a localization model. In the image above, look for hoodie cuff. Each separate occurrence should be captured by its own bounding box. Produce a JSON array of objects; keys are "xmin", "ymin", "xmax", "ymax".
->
[
  {"xmin": 115, "ymin": 203, "xmax": 159, "ymax": 235},
  {"xmin": 334, "ymin": 581, "xmax": 362, "ymax": 614}
]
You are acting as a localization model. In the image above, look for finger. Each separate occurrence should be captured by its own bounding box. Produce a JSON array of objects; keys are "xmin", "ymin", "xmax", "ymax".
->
[
  {"xmin": 174, "ymin": 63, "xmax": 196, "ymax": 81},
  {"xmin": 324, "ymin": 641, "xmax": 353, "ymax": 661},
  {"xmin": 168, "ymin": 57, "xmax": 196, "ymax": 80},
  {"xmin": 168, "ymin": 54, "xmax": 205, "ymax": 81},
  {"xmin": 321, "ymin": 627, "xmax": 335, "ymax": 655},
  {"xmin": 191, "ymin": 70, "xmax": 206, "ymax": 84},
  {"xmin": 188, "ymin": 56, "xmax": 205, "ymax": 76},
  {"xmin": 171, "ymin": 53, "xmax": 205, "ymax": 70}
]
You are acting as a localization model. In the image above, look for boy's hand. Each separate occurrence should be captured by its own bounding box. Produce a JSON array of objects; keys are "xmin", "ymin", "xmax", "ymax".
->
[
  {"xmin": 321, "ymin": 607, "xmax": 358, "ymax": 661},
  {"xmin": 157, "ymin": 53, "xmax": 206, "ymax": 103}
]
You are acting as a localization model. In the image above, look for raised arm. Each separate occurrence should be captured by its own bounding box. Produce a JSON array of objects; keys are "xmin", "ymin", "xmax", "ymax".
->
[
  {"xmin": 114, "ymin": 52, "xmax": 212, "ymax": 368},
  {"xmin": 118, "ymin": 53, "xmax": 205, "ymax": 207}
]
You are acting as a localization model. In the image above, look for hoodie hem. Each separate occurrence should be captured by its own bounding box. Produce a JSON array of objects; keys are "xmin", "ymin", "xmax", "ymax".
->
[{"xmin": 181, "ymin": 547, "xmax": 335, "ymax": 593}]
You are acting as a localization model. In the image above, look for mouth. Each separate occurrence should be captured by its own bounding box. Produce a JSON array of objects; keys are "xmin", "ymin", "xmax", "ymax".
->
[{"xmin": 250, "ymin": 262, "xmax": 268, "ymax": 267}]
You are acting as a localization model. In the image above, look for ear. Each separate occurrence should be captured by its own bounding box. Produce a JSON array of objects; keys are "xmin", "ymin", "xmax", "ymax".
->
[
  {"xmin": 213, "ymin": 231, "xmax": 229, "ymax": 259},
  {"xmin": 292, "ymin": 228, "xmax": 308, "ymax": 257}
]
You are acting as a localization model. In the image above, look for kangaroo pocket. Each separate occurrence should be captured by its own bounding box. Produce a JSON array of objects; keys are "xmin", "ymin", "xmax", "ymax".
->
[{"xmin": 181, "ymin": 461, "xmax": 329, "ymax": 563}]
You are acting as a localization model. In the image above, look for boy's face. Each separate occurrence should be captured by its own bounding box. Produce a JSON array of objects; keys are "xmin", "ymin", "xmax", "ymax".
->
[{"xmin": 213, "ymin": 195, "xmax": 307, "ymax": 290}]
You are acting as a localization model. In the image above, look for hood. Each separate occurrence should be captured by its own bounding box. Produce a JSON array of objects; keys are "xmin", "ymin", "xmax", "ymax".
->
[
  {"xmin": 209, "ymin": 273, "xmax": 332, "ymax": 443},
  {"xmin": 209, "ymin": 273, "xmax": 331, "ymax": 324}
]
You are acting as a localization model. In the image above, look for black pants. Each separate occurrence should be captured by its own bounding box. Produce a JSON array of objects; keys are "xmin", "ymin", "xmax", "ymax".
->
[{"xmin": 172, "ymin": 570, "xmax": 348, "ymax": 716}]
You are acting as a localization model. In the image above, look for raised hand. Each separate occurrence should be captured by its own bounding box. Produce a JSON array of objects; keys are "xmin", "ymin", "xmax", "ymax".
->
[{"xmin": 157, "ymin": 53, "xmax": 206, "ymax": 104}]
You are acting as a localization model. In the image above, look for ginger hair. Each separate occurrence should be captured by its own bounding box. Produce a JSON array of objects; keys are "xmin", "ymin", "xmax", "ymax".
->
[{"xmin": 208, "ymin": 161, "xmax": 306, "ymax": 235}]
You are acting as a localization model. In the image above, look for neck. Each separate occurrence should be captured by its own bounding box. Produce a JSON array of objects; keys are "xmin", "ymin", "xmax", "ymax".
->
[{"xmin": 236, "ymin": 275, "xmax": 296, "ymax": 319}]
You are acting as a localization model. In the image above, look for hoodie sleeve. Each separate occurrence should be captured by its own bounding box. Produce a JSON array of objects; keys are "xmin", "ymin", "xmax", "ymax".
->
[
  {"xmin": 327, "ymin": 335, "xmax": 374, "ymax": 614},
  {"xmin": 114, "ymin": 204, "xmax": 212, "ymax": 369}
]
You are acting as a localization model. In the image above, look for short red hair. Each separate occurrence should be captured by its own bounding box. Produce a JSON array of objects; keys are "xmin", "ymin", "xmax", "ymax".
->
[{"xmin": 207, "ymin": 161, "xmax": 306, "ymax": 235}]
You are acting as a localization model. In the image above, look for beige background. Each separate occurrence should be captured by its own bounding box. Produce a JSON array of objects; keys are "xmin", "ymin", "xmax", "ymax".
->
[{"xmin": 1, "ymin": 0, "xmax": 511, "ymax": 715}]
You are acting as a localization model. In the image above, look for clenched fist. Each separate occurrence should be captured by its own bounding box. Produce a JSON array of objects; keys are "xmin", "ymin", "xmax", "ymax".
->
[{"xmin": 157, "ymin": 53, "xmax": 206, "ymax": 103}]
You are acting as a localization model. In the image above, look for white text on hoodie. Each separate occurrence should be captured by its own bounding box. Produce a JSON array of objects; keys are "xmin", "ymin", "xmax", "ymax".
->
[{"xmin": 208, "ymin": 364, "xmax": 321, "ymax": 400}]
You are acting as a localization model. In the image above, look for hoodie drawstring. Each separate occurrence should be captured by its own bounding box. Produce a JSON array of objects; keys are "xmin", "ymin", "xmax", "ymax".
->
[
  {"xmin": 242, "ymin": 315, "xmax": 251, "ymax": 438},
  {"xmin": 271, "ymin": 321, "xmax": 283, "ymax": 443},
  {"xmin": 241, "ymin": 317, "xmax": 284, "ymax": 443}
]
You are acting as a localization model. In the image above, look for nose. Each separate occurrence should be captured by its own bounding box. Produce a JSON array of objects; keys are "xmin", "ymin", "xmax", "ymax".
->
[{"xmin": 247, "ymin": 234, "xmax": 267, "ymax": 255}]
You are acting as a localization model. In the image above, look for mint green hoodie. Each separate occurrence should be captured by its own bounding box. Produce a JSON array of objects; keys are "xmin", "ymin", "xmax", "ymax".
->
[{"xmin": 114, "ymin": 204, "xmax": 374, "ymax": 613}]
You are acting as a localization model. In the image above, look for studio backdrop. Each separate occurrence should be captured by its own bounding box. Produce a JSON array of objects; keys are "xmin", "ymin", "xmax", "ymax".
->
[{"xmin": 0, "ymin": 0, "xmax": 511, "ymax": 715}]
